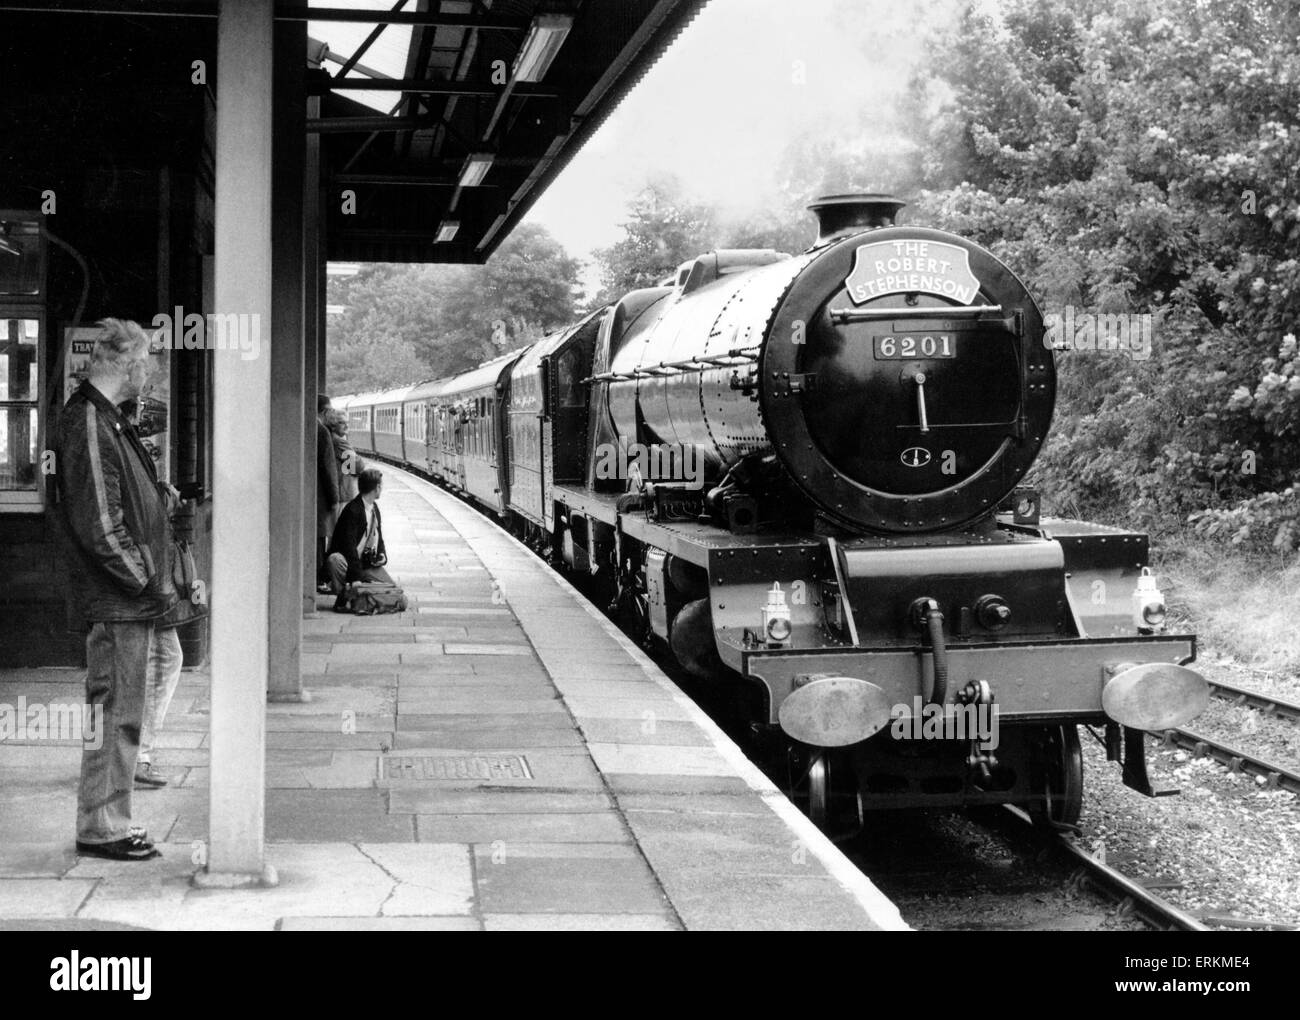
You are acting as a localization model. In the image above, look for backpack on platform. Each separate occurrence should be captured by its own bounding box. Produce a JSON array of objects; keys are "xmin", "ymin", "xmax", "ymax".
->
[{"xmin": 345, "ymin": 581, "xmax": 408, "ymax": 616}]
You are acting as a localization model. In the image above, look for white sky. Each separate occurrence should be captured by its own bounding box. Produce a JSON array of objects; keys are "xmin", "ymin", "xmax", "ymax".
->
[{"xmin": 523, "ymin": 0, "xmax": 953, "ymax": 272}]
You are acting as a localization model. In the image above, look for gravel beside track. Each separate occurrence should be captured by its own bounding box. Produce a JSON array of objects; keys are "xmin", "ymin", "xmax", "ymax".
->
[{"xmin": 1075, "ymin": 724, "xmax": 1299, "ymax": 929}]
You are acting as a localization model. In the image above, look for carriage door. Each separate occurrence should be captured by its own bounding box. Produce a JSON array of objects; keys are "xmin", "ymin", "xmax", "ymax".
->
[
  {"xmin": 425, "ymin": 403, "xmax": 435, "ymax": 473},
  {"xmin": 454, "ymin": 402, "xmax": 467, "ymax": 490},
  {"xmin": 551, "ymin": 345, "xmax": 590, "ymax": 483}
]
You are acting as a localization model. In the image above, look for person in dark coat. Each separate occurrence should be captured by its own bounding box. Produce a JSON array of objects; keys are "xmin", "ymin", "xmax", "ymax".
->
[
  {"xmin": 316, "ymin": 394, "xmax": 340, "ymax": 590},
  {"xmin": 325, "ymin": 466, "xmax": 393, "ymax": 610},
  {"xmin": 56, "ymin": 318, "xmax": 178, "ymax": 862},
  {"xmin": 326, "ymin": 407, "xmax": 359, "ymax": 509}
]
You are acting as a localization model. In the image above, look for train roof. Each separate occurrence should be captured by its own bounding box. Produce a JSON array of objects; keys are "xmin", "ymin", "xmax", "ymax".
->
[
  {"xmin": 335, "ymin": 390, "xmax": 382, "ymax": 408},
  {"xmin": 370, "ymin": 384, "xmax": 419, "ymax": 406},
  {"xmin": 435, "ymin": 349, "xmax": 527, "ymax": 399},
  {"xmin": 337, "ymin": 343, "xmax": 557, "ymax": 409},
  {"xmin": 404, "ymin": 376, "xmax": 456, "ymax": 402}
]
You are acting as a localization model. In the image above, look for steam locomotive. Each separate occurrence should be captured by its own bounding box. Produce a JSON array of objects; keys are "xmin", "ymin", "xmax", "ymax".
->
[{"xmin": 339, "ymin": 194, "xmax": 1209, "ymax": 829}]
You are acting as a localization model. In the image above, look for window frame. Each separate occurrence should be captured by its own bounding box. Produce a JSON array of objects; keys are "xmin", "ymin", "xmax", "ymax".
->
[{"xmin": 0, "ymin": 212, "xmax": 47, "ymax": 512}]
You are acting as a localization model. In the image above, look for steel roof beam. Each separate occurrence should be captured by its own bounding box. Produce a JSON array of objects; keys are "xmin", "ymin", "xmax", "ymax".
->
[
  {"xmin": 332, "ymin": 174, "xmax": 506, "ymax": 187},
  {"xmin": 0, "ymin": 2, "xmax": 530, "ymax": 27},
  {"xmin": 317, "ymin": 77, "xmax": 559, "ymax": 98},
  {"xmin": 333, "ymin": 0, "xmax": 407, "ymax": 78},
  {"xmin": 307, "ymin": 115, "xmax": 432, "ymax": 133},
  {"xmin": 296, "ymin": 7, "xmax": 529, "ymax": 29}
]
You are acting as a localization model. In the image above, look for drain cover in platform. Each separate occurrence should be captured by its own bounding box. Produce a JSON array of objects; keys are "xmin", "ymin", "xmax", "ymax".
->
[{"xmin": 381, "ymin": 753, "xmax": 533, "ymax": 782}]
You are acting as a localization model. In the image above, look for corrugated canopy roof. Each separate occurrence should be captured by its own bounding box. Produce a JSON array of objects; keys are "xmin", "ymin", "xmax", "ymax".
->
[
  {"xmin": 311, "ymin": 0, "xmax": 709, "ymax": 263},
  {"xmin": 0, "ymin": 0, "xmax": 707, "ymax": 265}
]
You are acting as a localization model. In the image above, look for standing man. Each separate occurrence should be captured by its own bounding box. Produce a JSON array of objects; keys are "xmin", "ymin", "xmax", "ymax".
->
[
  {"xmin": 316, "ymin": 393, "xmax": 340, "ymax": 592},
  {"xmin": 56, "ymin": 318, "xmax": 177, "ymax": 862}
]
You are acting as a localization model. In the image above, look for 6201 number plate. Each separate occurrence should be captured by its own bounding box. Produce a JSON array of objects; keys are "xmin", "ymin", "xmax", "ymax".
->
[{"xmin": 873, "ymin": 333, "xmax": 955, "ymax": 359}]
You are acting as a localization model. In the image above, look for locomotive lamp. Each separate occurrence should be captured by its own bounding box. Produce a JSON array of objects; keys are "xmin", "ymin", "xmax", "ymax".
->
[
  {"xmin": 762, "ymin": 583, "xmax": 792, "ymax": 647},
  {"xmin": 1131, "ymin": 567, "xmax": 1167, "ymax": 633}
]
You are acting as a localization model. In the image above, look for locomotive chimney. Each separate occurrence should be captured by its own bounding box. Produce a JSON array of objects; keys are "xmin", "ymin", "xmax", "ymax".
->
[{"xmin": 808, "ymin": 193, "xmax": 906, "ymax": 245}]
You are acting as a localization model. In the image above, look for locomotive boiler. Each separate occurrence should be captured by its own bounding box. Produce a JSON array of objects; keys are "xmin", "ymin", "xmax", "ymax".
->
[{"xmin": 342, "ymin": 193, "xmax": 1210, "ymax": 830}]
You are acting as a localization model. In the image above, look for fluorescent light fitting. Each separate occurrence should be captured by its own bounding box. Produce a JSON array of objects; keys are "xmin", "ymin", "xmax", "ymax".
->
[
  {"xmin": 512, "ymin": 13, "xmax": 573, "ymax": 83},
  {"xmin": 436, "ymin": 221, "xmax": 460, "ymax": 243},
  {"xmin": 459, "ymin": 153, "xmax": 494, "ymax": 187}
]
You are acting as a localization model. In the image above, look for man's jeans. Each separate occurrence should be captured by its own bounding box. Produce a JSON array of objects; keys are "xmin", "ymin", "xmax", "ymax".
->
[
  {"xmin": 140, "ymin": 625, "xmax": 182, "ymax": 767},
  {"xmin": 78, "ymin": 619, "xmax": 152, "ymax": 844},
  {"xmin": 326, "ymin": 553, "xmax": 394, "ymax": 593}
]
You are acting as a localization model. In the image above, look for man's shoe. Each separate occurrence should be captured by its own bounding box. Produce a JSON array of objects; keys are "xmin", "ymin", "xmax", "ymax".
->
[
  {"xmin": 332, "ymin": 596, "xmax": 351, "ymax": 613},
  {"xmin": 316, "ymin": 583, "xmax": 333, "ymax": 594},
  {"xmin": 134, "ymin": 762, "xmax": 169, "ymax": 788},
  {"xmin": 76, "ymin": 831, "xmax": 160, "ymax": 862}
]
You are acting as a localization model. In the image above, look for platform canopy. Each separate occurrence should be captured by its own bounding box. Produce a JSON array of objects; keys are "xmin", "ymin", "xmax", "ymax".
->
[
  {"xmin": 0, "ymin": 0, "xmax": 708, "ymax": 263},
  {"xmin": 308, "ymin": 0, "xmax": 708, "ymax": 262}
]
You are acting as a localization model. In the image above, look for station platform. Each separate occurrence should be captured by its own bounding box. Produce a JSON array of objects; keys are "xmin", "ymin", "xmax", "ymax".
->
[{"xmin": 0, "ymin": 467, "xmax": 906, "ymax": 931}]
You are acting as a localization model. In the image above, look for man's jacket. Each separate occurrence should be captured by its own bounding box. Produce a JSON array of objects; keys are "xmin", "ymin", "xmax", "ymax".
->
[
  {"xmin": 327, "ymin": 495, "xmax": 386, "ymax": 583},
  {"xmin": 56, "ymin": 380, "xmax": 178, "ymax": 623},
  {"xmin": 318, "ymin": 419, "xmax": 340, "ymax": 507}
]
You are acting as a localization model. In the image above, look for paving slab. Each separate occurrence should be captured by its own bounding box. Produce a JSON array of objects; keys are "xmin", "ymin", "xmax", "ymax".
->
[
  {"xmin": 576, "ymin": 718, "xmax": 713, "ymax": 747},
  {"xmin": 471, "ymin": 850, "xmax": 668, "ymax": 915},
  {"xmin": 586, "ymin": 742, "xmax": 735, "ymax": 777},
  {"xmin": 358, "ymin": 843, "xmax": 475, "ymax": 915},
  {"xmin": 264, "ymin": 790, "xmax": 415, "ymax": 842},
  {"xmin": 415, "ymin": 811, "xmax": 631, "ymax": 844},
  {"xmin": 0, "ymin": 843, "xmax": 78, "ymax": 879},
  {"xmin": 396, "ymin": 683, "xmax": 547, "ymax": 702},
  {"xmin": 393, "ymin": 727, "xmax": 583, "ymax": 750},
  {"xmin": 280, "ymin": 916, "xmax": 480, "ymax": 931},
  {"xmin": 391, "ymin": 698, "xmax": 566, "ymax": 716},
  {"xmin": 483, "ymin": 913, "xmax": 677, "ymax": 931},
  {"xmin": 389, "ymin": 788, "xmax": 612, "ymax": 815},
  {"xmin": 0, "ymin": 878, "xmax": 97, "ymax": 918}
]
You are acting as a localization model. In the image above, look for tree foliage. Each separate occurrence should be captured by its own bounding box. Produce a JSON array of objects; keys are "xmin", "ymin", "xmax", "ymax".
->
[
  {"xmin": 326, "ymin": 223, "xmax": 581, "ymax": 395},
  {"xmin": 590, "ymin": 176, "xmax": 718, "ymax": 303},
  {"xmin": 903, "ymin": 0, "xmax": 1300, "ymax": 547}
]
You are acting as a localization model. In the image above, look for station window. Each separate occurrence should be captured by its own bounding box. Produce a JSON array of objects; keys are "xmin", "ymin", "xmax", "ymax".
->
[
  {"xmin": 0, "ymin": 315, "xmax": 41, "ymax": 504},
  {"xmin": 0, "ymin": 216, "xmax": 46, "ymax": 510}
]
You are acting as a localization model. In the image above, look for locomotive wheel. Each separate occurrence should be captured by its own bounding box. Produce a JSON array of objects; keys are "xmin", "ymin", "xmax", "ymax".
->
[
  {"xmin": 1031, "ymin": 724, "xmax": 1083, "ymax": 827},
  {"xmin": 609, "ymin": 559, "xmax": 653, "ymax": 650},
  {"xmin": 787, "ymin": 746, "xmax": 831, "ymax": 827}
]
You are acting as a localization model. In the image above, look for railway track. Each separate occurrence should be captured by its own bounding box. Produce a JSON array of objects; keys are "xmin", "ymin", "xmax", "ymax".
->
[
  {"xmin": 1207, "ymin": 678, "xmax": 1300, "ymax": 721},
  {"xmin": 1000, "ymin": 806, "xmax": 1210, "ymax": 932},
  {"xmin": 847, "ymin": 806, "xmax": 1205, "ymax": 931},
  {"xmin": 1157, "ymin": 726, "xmax": 1300, "ymax": 795}
]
